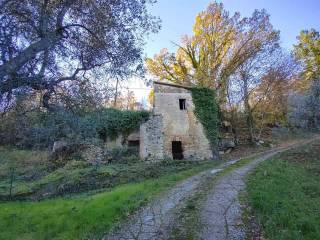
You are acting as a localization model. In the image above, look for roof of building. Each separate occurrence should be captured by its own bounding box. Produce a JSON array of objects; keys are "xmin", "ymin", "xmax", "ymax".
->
[{"xmin": 153, "ymin": 81, "xmax": 193, "ymax": 90}]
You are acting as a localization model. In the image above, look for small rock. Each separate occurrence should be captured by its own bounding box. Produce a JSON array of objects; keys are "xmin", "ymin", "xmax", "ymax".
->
[
  {"xmin": 211, "ymin": 169, "xmax": 223, "ymax": 174},
  {"xmin": 225, "ymin": 148, "xmax": 232, "ymax": 154},
  {"xmin": 219, "ymin": 138, "xmax": 236, "ymax": 150},
  {"xmin": 52, "ymin": 139, "xmax": 69, "ymax": 152},
  {"xmin": 222, "ymin": 121, "xmax": 231, "ymax": 127}
]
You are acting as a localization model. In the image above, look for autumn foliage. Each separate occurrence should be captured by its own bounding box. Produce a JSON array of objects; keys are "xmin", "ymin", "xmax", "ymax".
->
[{"xmin": 146, "ymin": 1, "xmax": 320, "ymax": 142}]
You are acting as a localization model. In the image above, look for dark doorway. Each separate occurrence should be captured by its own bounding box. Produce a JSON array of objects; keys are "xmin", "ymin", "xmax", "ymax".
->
[
  {"xmin": 128, "ymin": 140, "xmax": 139, "ymax": 148},
  {"xmin": 128, "ymin": 140, "xmax": 140, "ymax": 153},
  {"xmin": 179, "ymin": 99, "xmax": 186, "ymax": 110},
  {"xmin": 172, "ymin": 141, "xmax": 183, "ymax": 159}
]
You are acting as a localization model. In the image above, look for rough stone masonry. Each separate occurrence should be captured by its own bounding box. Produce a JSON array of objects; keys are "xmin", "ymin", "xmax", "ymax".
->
[{"xmin": 140, "ymin": 82, "xmax": 213, "ymax": 160}]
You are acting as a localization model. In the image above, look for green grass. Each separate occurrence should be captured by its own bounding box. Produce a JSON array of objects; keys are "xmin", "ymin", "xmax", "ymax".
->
[
  {"xmin": 246, "ymin": 142, "xmax": 320, "ymax": 240},
  {"xmin": 0, "ymin": 138, "xmax": 307, "ymax": 239},
  {"xmin": 0, "ymin": 147, "xmax": 48, "ymax": 179},
  {"xmin": 0, "ymin": 148, "xmax": 260, "ymax": 240},
  {"xmin": 0, "ymin": 160, "xmax": 220, "ymax": 240},
  {"xmin": 0, "ymin": 147, "xmax": 49, "ymax": 199},
  {"xmin": 0, "ymin": 145, "xmax": 221, "ymax": 200}
]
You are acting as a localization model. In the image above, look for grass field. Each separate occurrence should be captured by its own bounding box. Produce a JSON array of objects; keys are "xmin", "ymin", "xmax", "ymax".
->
[
  {"xmin": 0, "ymin": 156, "xmax": 221, "ymax": 240},
  {"xmin": 1, "ymin": 142, "xmax": 271, "ymax": 239},
  {"xmin": 246, "ymin": 141, "xmax": 320, "ymax": 240},
  {"xmin": 0, "ymin": 134, "xmax": 312, "ymax": 239},
  {"xmin": 0, "ymin": 146, "xmax": 222, "ymax": 201}
]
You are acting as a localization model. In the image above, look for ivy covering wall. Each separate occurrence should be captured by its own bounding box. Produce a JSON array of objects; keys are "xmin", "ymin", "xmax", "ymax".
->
[
  {"xmin": 191, "ymin": 87, "xmax": 218, "ymax": 149},
  {"xmin": 0, "ymin": 107, "xmax": 150, "ymax": 149},
  {"xmin": 85, "ymin": 108, "xmax": 150, "ymax": 140}
]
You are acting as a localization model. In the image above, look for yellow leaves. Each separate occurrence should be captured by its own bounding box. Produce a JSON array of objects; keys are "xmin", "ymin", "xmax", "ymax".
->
[
  {"xmin": 147, "ymin": 2, "xmax": 237, "ymax": 86},
  {"xmin": 145, "ymin": 1, "xmax": 279, "ymax": 107},
  {"xmin": 145, "ymin": 57, "xmax": 162, "ymax": 79},
  {"xmin": 193, "ymin": 4, "xmax": 224, "ymax": 38},
  {"xmin": 145, "ymin": 49, "xmax": 174, "ymax": 81},
  {"xmin": 294, "ymin": 29, "xmax": 320, "ymax": 82},
  {"xmin": 193, "ymin": 15, "xmax": 203, "ymax": 35},
  {"xmin": 148, "ymin": 90, "xmax": 154, "ymax": 106}
]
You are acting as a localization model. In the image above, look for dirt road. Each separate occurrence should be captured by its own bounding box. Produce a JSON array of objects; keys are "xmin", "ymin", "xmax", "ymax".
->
[{"xmin": 104, "ymin": 138, "xmax": 317, "ymax": 240}]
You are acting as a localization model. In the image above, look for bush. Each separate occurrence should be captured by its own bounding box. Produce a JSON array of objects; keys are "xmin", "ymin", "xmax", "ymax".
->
[
  {"xmin": 83, "ymin": 108, "xmax": 150, "ymax": 141},
  {"xmin": 0, "ymin": 107, "xmax": 150, "ymax": 150},
  {"xmin": 106, "ymin": 147, "xmax": 140, "ymax": 164},
  {"xmin": 49, "ymin": 142, "xmax": 84, "ymax": 168}
]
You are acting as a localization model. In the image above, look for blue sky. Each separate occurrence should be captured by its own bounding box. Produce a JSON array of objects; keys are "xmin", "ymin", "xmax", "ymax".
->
[{"xmin": 145, "ymin": 0, "xmax": 320, "ymax": 57}]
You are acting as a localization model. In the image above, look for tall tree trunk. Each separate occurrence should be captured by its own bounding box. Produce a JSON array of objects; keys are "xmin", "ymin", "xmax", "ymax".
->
[
  {"xmin": 114, "ymin": 77, "xmax": 119, "ymax": 108},
  {"xmin": 243, "ymin": 74, "xmax": 255, "ymax": 143},
  {"xmin": 226, "ymin": 84, "xmax": 238, "ymax": 144}
]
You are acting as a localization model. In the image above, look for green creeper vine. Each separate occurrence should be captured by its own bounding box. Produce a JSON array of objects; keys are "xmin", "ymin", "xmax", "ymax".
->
[
  {"xmin": 191, "ymin": 87, "xmax": 218, "ymax": 149},
  {"xmin": 85, "ymin": 108, "xmax": 150, "ymax": 140}
]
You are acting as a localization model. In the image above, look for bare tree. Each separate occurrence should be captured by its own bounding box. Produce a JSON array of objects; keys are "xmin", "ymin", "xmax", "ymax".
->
[
  {"xmin": 288, "ymin": 78, "xmax": 320, "ymax": 130},
  {"xmin": 228, "ymin": 50, "xmax": 297, "ymax": 143}
]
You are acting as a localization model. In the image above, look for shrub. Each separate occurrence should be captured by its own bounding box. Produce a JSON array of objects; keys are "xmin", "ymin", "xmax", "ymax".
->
[
  {"xmin": 0, "ymin": 107, "xmax": 150, "ymax": 150},
  {"xmin": 83, "ymin": 108, "xmax": 150, "ymax": 141},
  {"xmin": 106, "ymin": 147, "xmax": 140, "ymax": 164}
]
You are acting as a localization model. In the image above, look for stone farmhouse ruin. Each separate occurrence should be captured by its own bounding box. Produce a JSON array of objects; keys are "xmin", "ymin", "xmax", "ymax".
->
[{"xmin": 107, "ymin": 81, "xmax": 215, "ymax": 160}]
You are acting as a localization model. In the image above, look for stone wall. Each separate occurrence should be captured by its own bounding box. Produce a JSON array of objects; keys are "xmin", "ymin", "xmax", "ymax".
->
[
  {"xmin": 105, "ymin": 130, "xmax": 140, "ymax": 149},
  {"xmin": 140, "ymin": 83, "xmax": 213, "ymax": 160},
  {"xmin": 105, "ymin": 135, "xmax": 123, "ymax": 149},
  {"xmin": 140, "ymin": 114, "xmax": 164, "ymax": 160}
]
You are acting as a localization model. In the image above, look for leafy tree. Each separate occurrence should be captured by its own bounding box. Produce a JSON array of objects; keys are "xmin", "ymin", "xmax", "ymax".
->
[
  {"xmin": 146, "ymin": 2, "xmax": 279, "ymax": 105},
  {"xmin": 0, "ymin": 0, "xmax": 160, "ymax": 108},
  {"xmin": 294, "ymin": 29, "xmax": 320, "ymax": 83}
]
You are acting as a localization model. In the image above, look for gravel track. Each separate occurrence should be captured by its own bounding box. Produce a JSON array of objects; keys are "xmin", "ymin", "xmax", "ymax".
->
[{"xmin": 104, "ymin": 138, "xmax": 317, "ymax": 240}]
